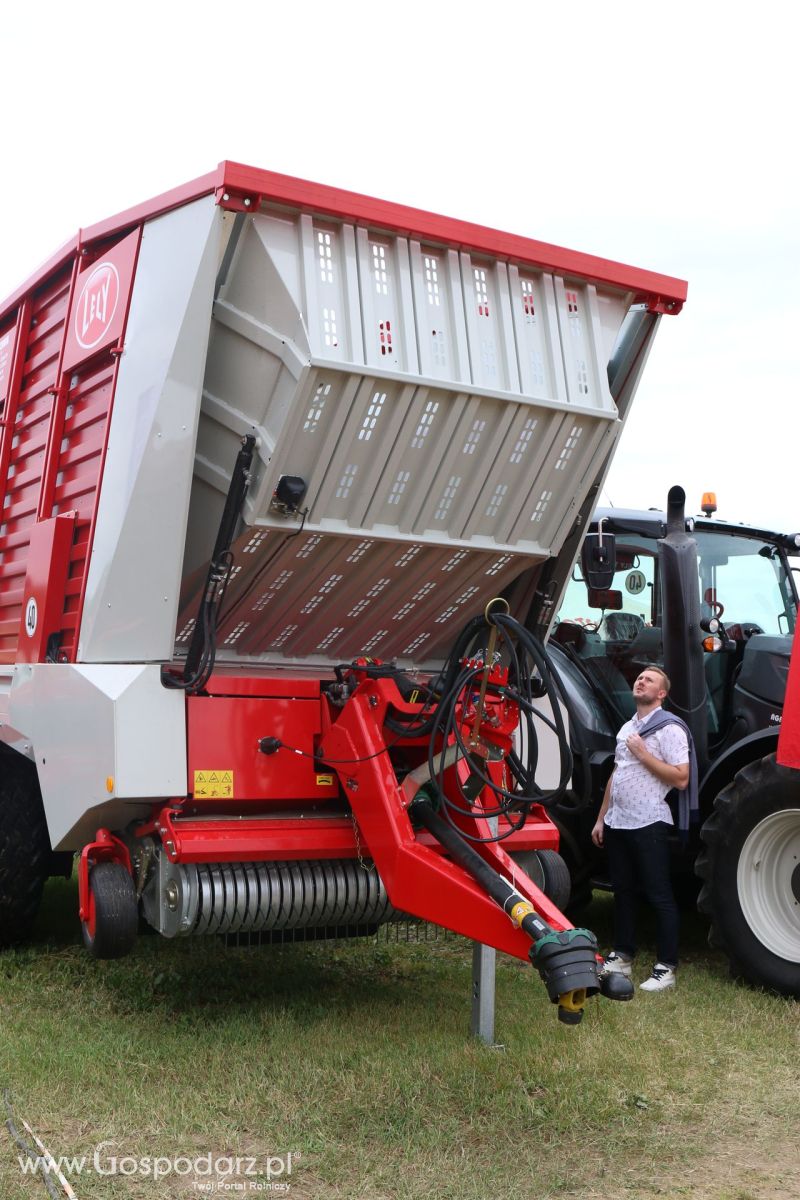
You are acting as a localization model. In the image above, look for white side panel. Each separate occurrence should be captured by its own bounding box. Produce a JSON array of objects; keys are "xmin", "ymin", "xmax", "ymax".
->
[
  {"xmin": 79, "ymin": 196, "xmax": 223, "ymax": 662},
  {"xmin": 515, "ymin": 695, "xmax": 569, "ymax": 791},
  {"xmin": 9, "ymin": 664, "xmax": 186, "ymax": 850}
]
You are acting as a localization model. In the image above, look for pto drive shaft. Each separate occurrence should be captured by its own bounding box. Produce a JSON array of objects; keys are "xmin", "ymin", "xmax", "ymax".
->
[{"xmin": 409, "ymin": 791, "xmax": 603, "ymax": 1024}]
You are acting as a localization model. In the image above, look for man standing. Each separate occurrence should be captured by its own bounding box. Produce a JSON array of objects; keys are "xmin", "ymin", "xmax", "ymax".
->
[{"xmin": 591, "ymin": 667, "xmax": 690, "ymax": 992}]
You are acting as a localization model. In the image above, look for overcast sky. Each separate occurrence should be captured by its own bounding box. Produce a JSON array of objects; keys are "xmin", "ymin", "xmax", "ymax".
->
[{"xmin": 3, "ymin": 2, "xmax": 797, "ymax": 532}]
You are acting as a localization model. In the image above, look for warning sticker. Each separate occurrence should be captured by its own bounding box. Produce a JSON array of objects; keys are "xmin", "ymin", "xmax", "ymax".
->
[
  {"xmin": 316, "ymin": 773, "xmax": 335, "ymax": 787},
  {"xmin": 194, "ymin": 770, "xmax": 234, "ymax": 799}
]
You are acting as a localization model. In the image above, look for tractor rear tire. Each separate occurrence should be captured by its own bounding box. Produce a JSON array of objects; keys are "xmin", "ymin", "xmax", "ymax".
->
[
  {"xmin": 82, "ymin": 863, "xmax": 138, "ymax": 960},
  {"xmin": 696, "ymin": 754, "xmax": 800, "ymax": 997},
  {"xmin": 511, "ymin": 849, "xmax": 572, "ymax": 912},
  {"xmin": 0, "ymin": 756, "xmax": 51, "ymax": 948}
]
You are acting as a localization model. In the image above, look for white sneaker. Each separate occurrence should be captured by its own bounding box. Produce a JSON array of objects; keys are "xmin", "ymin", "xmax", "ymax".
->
[
  {"xmin": 601, "ymin": 952, "xmax": 633, "ymax": 979},
  {"xmin": 639, "ymin": 963, "xmax": 676, "ymax": 991}
]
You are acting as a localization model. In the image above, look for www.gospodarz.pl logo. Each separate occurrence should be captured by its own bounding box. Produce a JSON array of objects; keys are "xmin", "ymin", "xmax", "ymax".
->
[{"xmin": 19, "ymin": 1142, "xmax": 299, "ymax": 1191}]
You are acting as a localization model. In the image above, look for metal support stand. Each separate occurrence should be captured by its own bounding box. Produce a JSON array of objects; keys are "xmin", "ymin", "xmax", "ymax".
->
[
  {"xmin": 471, "ymin": 812, "xmax": 498, "ymax": 1045},
  {"xmin": 471, "ymin": 939, "xmax": 496, "ymax": 1044}
]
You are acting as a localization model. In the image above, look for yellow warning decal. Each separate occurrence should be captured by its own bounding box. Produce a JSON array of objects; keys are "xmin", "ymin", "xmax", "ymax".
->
[
  {"xmin": 194, "ymin": 770, "xmax": 234, "ymax": 799},
  {"xmin": 316, "ymin": 773, "xmax": 335, "ymax": 787}
]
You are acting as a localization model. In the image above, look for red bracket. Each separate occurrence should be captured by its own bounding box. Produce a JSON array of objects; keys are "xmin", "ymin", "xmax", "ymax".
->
[
  {"xmin": 318, "ymin": 678, "xmax": 572, "ymax": 962},
  {"xmin": 215, "ymin": 186, "xmax": 262, "ymax": 214},
  {"xmin": 78, "ymin": 829, "xmax": 132, "ymax": 922},
  {"xmin": 646, "ymin": 295, "xmax": 684, "ymax": 316}
]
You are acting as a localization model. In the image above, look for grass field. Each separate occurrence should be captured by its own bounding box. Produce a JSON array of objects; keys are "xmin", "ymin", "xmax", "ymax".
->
[{"xmin": 1, "ymin": 877, "xmax": 798, "ymax": 1200}]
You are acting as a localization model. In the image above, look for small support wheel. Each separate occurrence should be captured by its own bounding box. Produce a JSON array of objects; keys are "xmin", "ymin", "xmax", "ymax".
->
[
  {"xmin": 82, "ymin": 862, "xmax": 138, "ymax": 959},
  {"xmin": 511, "ymin": 848, "xmax": 572, "ymax": 912}
]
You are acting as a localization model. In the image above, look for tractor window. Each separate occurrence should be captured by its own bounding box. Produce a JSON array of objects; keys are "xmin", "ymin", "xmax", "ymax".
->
[
  {"xmin": 554, "ymin": 539, "xmax": 661, "ymax": 720},
  {"xmin": 695, "ymin": 533, "xmax": 797, "ymax": 637}
]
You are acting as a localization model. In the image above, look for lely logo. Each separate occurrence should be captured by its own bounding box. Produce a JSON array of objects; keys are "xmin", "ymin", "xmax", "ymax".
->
[{"xmin": 74, "ymin": 261, "xmax": 120, "ymax": 350}]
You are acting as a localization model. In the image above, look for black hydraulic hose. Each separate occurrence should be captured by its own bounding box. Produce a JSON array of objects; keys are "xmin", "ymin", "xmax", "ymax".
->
[
  {"xmin": 167, "ymin": 433, "xmax": 255, "ymax": 693},
  {"xmin": 381, "ymin": 606, "xmax": 595, "ymax": 843},
  {"xmin": 495, "ymin": 614, "xmax": 594, "ymax": 814},
  {"xmin": 410, "ymin": 793, "xmax": 605, "ymax": 1023},
  {"xmin": 410, "ymin": 793, "xmax": 552, "ymax": 942}
]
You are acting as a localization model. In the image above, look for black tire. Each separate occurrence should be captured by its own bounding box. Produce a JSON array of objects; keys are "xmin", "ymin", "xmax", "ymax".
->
[
  {"xmin": 511, "ymin": 849, "xmax": 572, "ymax": 912},
  {"xmin": 696, "ymin": 754, "xmax": 800, "ymax": 997},
  {"xmin": 82, "ymin": 862, "xmax": 138, "ymax": 959},
  {"xmin": 0, "ymin": 756, "xmax": 51, "ymax": 948}
]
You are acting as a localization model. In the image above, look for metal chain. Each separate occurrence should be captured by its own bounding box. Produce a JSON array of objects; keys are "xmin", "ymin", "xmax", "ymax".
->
[{"xmin": 351, "ymin": 812, "xmax": 375, "ymax": 873}]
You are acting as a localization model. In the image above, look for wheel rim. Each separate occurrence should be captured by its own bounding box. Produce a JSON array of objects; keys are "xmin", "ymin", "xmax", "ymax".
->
[{"xmin": 737, "ymin": 809, "xmax": 800, "ymax": 962}]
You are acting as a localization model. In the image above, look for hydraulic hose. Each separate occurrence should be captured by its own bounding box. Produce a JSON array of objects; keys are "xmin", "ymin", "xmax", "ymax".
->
[
  {"xmin": 387, "ymin": 607, "xmax": 595, "ymax": 843},
  {"xmin": 410, "ymin": 791, "xmax": 601, "ymax": 1023}
]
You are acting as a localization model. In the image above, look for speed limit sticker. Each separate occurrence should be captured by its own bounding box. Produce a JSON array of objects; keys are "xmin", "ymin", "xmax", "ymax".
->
[
  {"xmin": 24, "ymin": 597, "xmax": 38, "ymax": 637},
  {"xmin": 625, "ymin": 570, "xmax": 647, "ymax": 596}
]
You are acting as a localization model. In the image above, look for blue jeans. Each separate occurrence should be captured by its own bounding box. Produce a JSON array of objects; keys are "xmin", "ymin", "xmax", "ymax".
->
[{"xmin": 604, "ymin": 821, "xmax": 679, "ymax": 967}]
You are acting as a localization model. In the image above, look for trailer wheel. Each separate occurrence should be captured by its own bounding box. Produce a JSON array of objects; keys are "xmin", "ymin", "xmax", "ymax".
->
[
  {"xmin": 511, "ymin": 849, "xmax": 572, "ymax": 912},
  {"xmin": 696, "ymin": 754, "xmax": 800, "ymax": 997},
  {"xmin": 0, "ymin": 757, "xmax": 51, "ymax": 948},
  {"xmin": 82, "ymin": 863, "xmax": 138, "ymax": 959}
]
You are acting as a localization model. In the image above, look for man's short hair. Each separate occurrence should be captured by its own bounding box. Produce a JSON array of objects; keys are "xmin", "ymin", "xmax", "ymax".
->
[{"xmin": 648, "ymin": 667, "xmax": 671, "ymax": 694}]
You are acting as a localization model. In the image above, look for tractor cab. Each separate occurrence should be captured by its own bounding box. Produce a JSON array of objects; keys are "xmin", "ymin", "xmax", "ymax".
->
[{"xmin": 553, "ymin": 509, "xmax": 800, "ymax": 755}]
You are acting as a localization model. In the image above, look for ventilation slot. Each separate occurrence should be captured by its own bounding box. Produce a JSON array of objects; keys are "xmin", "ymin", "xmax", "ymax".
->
[
  {"xmin": 317, "ymin": 627, "xmax": 345, "ymax": 651},
  {"xmin": 270, "ymin": 624, "xmax": 298, "ymax": 650},
  {"xmin": 362, "ymin": 629, "xmax": 388, "ymax": 654},
  {"xmin": 521, "ymin": 278, "xmax": 536, "ymax": 318},
  {"xmin": 486, "ymin": 554, "xmax": 513, "ymax": 577},
  {"xmin": 388, "ymin": 470, "xmax": 410, "ymax": 506},
  {"xmin": 317, "ymin": 231, "xmax": 333, "ymax": 283},
  {"xmin": 509, "ymin": 417, "xmax": 538, "ymax": 465},
  {"xmin": 346, "ymin": 539, "xmax": 374, "ymax": 563},
  {"xmin": 441, "ymin": 550, "xmax": 468, "ymax": 573},
  {"xmin": 323, "ymin": 308, "xmax": 338, "ymax": 349},
  {"xmin": 485, "ymin": 483, "xmax": 508, "ymax": 518},
  {"xmin": 435, "ymin": 586, "xmax": 480, "ymax": 624},
  {"xmin": 555, "ymin": 425, "xmax": 583, "ymax": 470},
  {"xmin": 296, "ymin": 535, "xmax": 324, "ymax": 559},
  {"xmin": 242, "ymin": 531, "xmax": 269, "ymax": 555},
  {"xmin": 395, "ymin": 545, "xmax": 422, "ymax": 567},
  {"xmin": 253, "ymin": 570, "xmax": 294, "ymax": 612},
  {"xmin": 336, "ymin": 464, "xmax": 358, "ymax": 500},
  {"xmin": 474, "ymin": 268, "xmax": 489, "ymax": 316},
  {"xmin": 412, "ymin": 400, "xmax": 439, "ymax": 449},
  {"xmin": 403, "ymin": 632, "xmax": 431, "ymax": 656},
  {"xmin": 372, "ymin": 243, "xmax": 388, "ymax": 295},
  {"xmin": 360, "ymin": 392, "xmax": 387, "ymax": 441},
  {"xmin": 424, "ymin": 256, "xmax": 440, "ymax": 306},
  {"xmin": 223, "ymin": 622, "xmax": 250, "ymax": 646},
  {"xmin": 463, "ymin": 419, "xmax": 486, "ymax": 455},
  {"xmin": 304, "ymin": 382, "xmax": 331, "ymax": 433},
  {"xmin": 530, "ymin": 490, "xmax": 552, "ymax": 523},
  {"xmin": 435, "ymin": 476, "xmax": 461, "ymax": 521},
  {"xmin": 301, "ymin": 574, "xmax": 344, "ymax": 614}
]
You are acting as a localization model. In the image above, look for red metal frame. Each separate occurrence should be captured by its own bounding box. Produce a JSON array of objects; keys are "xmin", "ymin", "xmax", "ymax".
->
[
  {"xmin": 140, "ymin": 805, "xmax": 558, "ymax": 865},
  {"xmin": 15, "ymin": 513, "xmax": 77, "ymax": 662},
  {"xmin": 316, "ymin": 677, "xmax": 572, "ymax": 957},
  {"xmin": 130, "ymin": 671, "xmax": 568, "ymax": 961},
  {"xmin": 0, "ymin": 163, "xmax": 687, "ymax": 326},
  {"xmin": 778, "ymin": 625, "xmax": 800, "ymax": 769}
]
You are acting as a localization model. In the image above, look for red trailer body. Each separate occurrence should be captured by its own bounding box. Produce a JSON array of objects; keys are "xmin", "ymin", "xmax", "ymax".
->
[{"xmin": 0, "ymin": 164, "xmax": 686, "ymax": 1020}]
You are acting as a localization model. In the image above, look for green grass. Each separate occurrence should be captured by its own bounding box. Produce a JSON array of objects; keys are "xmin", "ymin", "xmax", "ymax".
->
[{"xmin": 0, "ymin": 880, "xmax": 798, "ymax": 1199}]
